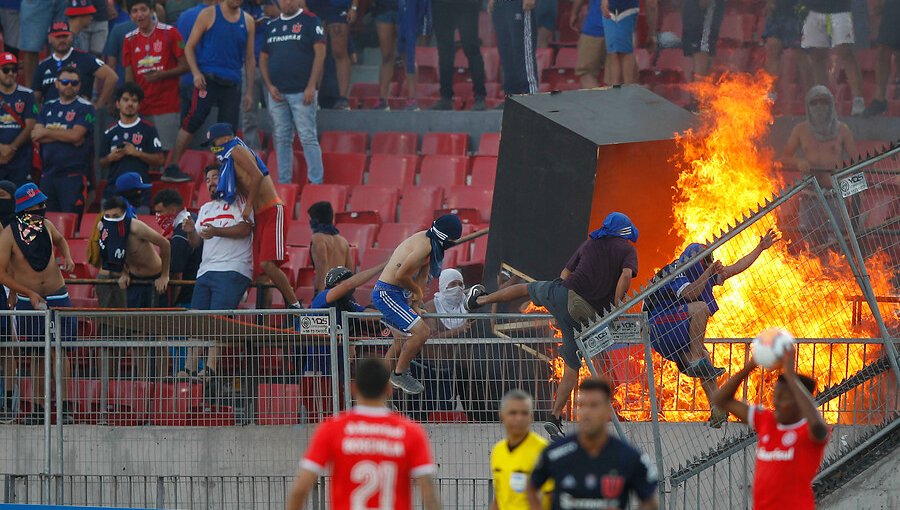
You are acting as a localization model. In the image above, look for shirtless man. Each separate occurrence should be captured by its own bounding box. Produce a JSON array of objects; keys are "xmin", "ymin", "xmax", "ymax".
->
[
  {"xmin": 203, "ymin": 122, "xmax": 302, "ymax": 311},
  {"xmin": 0, "ymin": 183, "xmax": 76, "ymax": 424},
  {"xmin": 308, "ymin": 201, "xmax": 352, "ymax": 292},
  {"xmin": 783, "ymin": 85, "xmax": 858, "ymax": 188},
  {"xmin": 371, "ymin": 214, "xmax": 462, "ymax": 394}
]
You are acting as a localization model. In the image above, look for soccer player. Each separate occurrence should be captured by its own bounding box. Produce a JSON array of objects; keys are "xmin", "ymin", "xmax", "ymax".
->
[
  {"xmin": 490, "ymin": 390, "xmax": 552, "ymax": 510},
  {"xmin": 527, "ymin": 379, "xmax": 658, "ymax": 510},
  {"xmin": 286, "ymin": 358, "xmax": 442, "ymax": 510},
  {"xmin": 711, "ymin": 345, "xmax": 828, "ymax": 510}
]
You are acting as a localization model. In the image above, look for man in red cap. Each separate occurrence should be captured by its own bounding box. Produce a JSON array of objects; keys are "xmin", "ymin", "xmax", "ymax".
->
[
  {"xmin": 64, "ymin": 0, "xmax": 97, "ymax": 42},
  {"xmin": 0, "ymin": 53, "xmax": 38, "ymax": 187},
  {"xmin": 31, "ymin": 20, "xmax": 117, "ymax": 108}
]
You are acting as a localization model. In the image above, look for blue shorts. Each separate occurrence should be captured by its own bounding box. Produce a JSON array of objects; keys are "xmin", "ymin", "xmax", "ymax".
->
[
  {"xmin": 649, "ymin": 304, "xmax": 692, "ymax": 369},
  {"xmin": 371, "ymin": 280, "xmax": 420, "ymax": 333},
  {"xmin": 191, "ymin": 271, "xmax": 251, "ymax": 310},
  {"xmin": 308, "ymin": 0, "xmax": 350, "ymax": 24},
  {"xmin": 602, "ymin": 11, "xmax": 638, "ymax": 53},
  {"xmin": 375, "ymin": 9, "xmax": 400, "ymax": 24},
  {"xmin": 39, "ymin": 172, "xmax": 87, "ymax": 216},
  {"xmin": 19, "ymin": 0, "xmax": 66, "ymax": 52},
  {"xmin": 535, "ymin": 0, "xmax": 558, "ymax": 31},
  {"xmin": 16, "ymin": 290, "xmax": 77, "ymax": 345}
]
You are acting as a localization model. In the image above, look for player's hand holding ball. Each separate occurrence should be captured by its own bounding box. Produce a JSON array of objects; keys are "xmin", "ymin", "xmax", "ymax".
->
[{"xmin": 752, "ymin": 327, "xmax": 795, "ymax": 369}]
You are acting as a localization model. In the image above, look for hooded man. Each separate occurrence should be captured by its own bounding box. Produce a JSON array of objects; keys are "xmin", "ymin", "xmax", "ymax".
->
[
  {"xmin": 308, "ymin": 201, "xmax": 353, "ymax": 292},
  {"xmin": 467, "ymin": 211, "xmax": 640, "ymax": 440},
  {"xmin": 783, "ymin": 86, "xmax": 858, "ymax": 188},
  {"xmin": 645, "ymin": 229, "xmax": 777, "ymax": 428},
  {"xmin": 425, "ymin": 268, "xmax": 471, "ymax": 334},
  {"xmin": 0, "ymin": 183, "xmax": 77, "ymax": 424},
  {"xmin": 372, "ymin": 213, "xmax": 463, "ymax": 395}
]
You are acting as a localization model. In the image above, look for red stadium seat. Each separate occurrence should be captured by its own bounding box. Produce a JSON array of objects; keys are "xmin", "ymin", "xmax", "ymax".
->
[
  {"xmin": 78, "ymin": 213, "xmax": 100, "ymax": 237},
  {"xmin": 555, "ymin": 47, "xmax": 578, "ymax": 69},
  {"xmin": 371, "ymin": 131, "xmax": 418, "ymax": 155},
  {"xmin": 257, "ymin": 383, "xmax": 300, "ymax": 425},
  {"xmin": 360, "ymin": 247, "xmax": 394, "ymax": 270},
  {"xmin": 177, "ymin": 150, "xmax": 217, "ymax": 183},
  {"xmin": 46, "ymin": 212, "xmax": 77, "ymax": 239},
  {"xmin": 66, "ymin": 379, "xmax": 102, "ymax": 424},
  {"xmin": 446, "ymin": 187, "xmax": 493, "ymax": 223},
  {"xmin": 286, "ymin": 222, "xmax": 313, "ymax": 246},
  {"xmin": 428, "ymin": 411, "xmax": 469, "ymax": 423},
  {"xmin": 652, "ymin": 49, "xmax": 691, "ymax": 84},
  {"xmin": 367, "ymin": 154, "xmax": 418, "ymax": 186},
  {"xmin": 322, "ymin": 153, "xmax": 367, "ymax": 186},
  {"xmin": 297, "ymin": 184, "xmax": 349, "ymax": 221},
  {"xmin": 349, "ymin": 82, "xmax": 381, "ymax": 99},
  {"xmin": 415, "ymin": 82, "xmax": 441, "ymax": 98},
  {"xmin": 398, "ymin": 186, "xmax": 444, "ymax": 226},
  {"xmin": 376, "ymin": 222, "xmax": 420, "ymax": 248},
  {"xmin": 274, "ymin": 183, "xmax": 300, "ymax": 219},
  {"xmin": 421, "ymin": 132, "xmax": 469, "ymax": 156},
  {"xmin": 478, "ymin": 133, "xmax": 500, "ymax": 157},
  {"xmin": 150, "ymin": 181, "xmax": 196, "ymax": 208},
  {"xmin": 320, "ymin": 131, "xmax": 368, "ymax": 154},
  {"xmin": 66, "ymin": 238, "xmax": 90, "ymax": 266},
  {"xmin": 335, "ymin": 223, "xmax": 379, "ymax": 253},
  {"xmin": 347, "ymin": 185, "xmax": 400, "ymax": 223},
  {"xmin": 420, "ymin": 155, "xmax": 467, "ymax": 187},
  {"xmin": 470, "ymin": 156, "xmax": 498, "ymax": 188},
  {"xmin": 137, "ymin": 215, "xmax": 165, "ymax": 235},
  {"xmin": 299, "ymin": 375, "xmax": 334, "ymax": 422},
  {"xmin": 266, "ymin": 151, "xmax": 308, "ymax": 188},
  {"xmin": 469, "ymin": 235, "xmax": 488, "ymax": 264},
  {"xmin": 105, "ymin": 380, "xmax": 150, "ymax": 426},
  {"xmin": 152, "ymin": 382, "xmax": 204, "ymax": 426}
]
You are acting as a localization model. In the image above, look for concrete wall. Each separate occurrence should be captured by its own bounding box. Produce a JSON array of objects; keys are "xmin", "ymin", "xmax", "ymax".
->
[{"xmin": 819, "ymin": 450, "xmax": 900, "ymax": 510}]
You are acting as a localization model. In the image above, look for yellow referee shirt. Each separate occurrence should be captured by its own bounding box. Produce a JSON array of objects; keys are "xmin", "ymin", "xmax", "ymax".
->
[{"xmin": 490, "ymin": 431, "xmax": 553, "ymax": 510}]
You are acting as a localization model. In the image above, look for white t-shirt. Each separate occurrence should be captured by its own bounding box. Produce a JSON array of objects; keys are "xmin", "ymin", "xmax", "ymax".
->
[{"xmin": 196, "ymin": 197, "xmax": 254, "ymax": 280}]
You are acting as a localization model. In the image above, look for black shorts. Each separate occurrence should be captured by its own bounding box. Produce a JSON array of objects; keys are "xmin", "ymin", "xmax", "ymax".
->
[
  {"xmin": 878, "ymin": 2, "xmax": 900, "ymax": 50},
  {"xmin": 682, "ymin": 0, "xmax": 726, "ymax": 56},
  {"xmin": 181, "ymin": 75, "xmax": 241, "ymax": 134},
  {"xmin": 307, "ymin": 0, "xmax": 350, "ymax": 24},
  {"xmin": 762, "ymin": 13, "xmax": 803, "ymax": 49},
  {"xmin": 126, "ymin": 278, "xmax": 163, "ymax": 308}
]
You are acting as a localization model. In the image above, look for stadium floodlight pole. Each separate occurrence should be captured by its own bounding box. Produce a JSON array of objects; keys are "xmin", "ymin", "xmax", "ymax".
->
[{"xmin": 574, "ymin": 176, "xmax": 810, "ymax": 345}]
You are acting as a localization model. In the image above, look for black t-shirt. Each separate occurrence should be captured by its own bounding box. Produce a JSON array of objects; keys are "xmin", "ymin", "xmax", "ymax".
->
[
  {"xmin": 32, "ymin": 49, "xmax": 105, "ymax": 101},
  {"xmin": 100, "ymin": 118, "xmax": 163, "ymax": 184},
  {"xmin": 562, "ymin": 237, "xmax": 638, "ymax": 315},
  {"xmin": 170, "ymin": 217, "xmax": 202, "ymax": 305},
  {"xmin": 531, "ymin": 435, "xmax": 657, "ymax": 510},
  {"xmin": 804, "ymin": 0, "xmax": 851, "ymax": 13}
]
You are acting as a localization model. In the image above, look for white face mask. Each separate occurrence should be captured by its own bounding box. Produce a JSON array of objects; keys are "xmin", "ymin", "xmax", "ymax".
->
[{"xmin": 441, "ymin": 285, "xmax": 465, "ymax": 308}]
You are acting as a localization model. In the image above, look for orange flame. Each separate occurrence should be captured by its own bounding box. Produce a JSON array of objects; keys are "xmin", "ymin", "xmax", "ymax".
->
[{"xmin": 538, "ymin": 72, "xmax": 896, "ymax": 424}]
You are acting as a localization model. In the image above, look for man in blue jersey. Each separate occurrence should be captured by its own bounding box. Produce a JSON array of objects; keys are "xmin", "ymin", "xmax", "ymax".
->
[
  {"xmin": 167, "ymin": 0, "xmax": 255, "ymax": 178},
  {"xmin": 0, "ymin": 53, "xmax": 38, "ymax": 187},
  {"xmin": 259, "ymin": 0, "xmax": 327, "ymax": 184},
  {"xmin": 527, "ymin": 379, "xmax": 659, "ymax": 510},
  {"xmin": 100, "ymin": 83, "xmax": 165, "ymax": 195},
  {"xmin": 644, "ymin": 230, "xmax": 777, "ymax": 428},
  {"xmin": 601, "ymin": 0, "xmax": 640, "ymax": 85},
  {"xmin": 31, "ymin": 66, "xmax": 96, "ymax": 215},
  {"xmin": 571, "ymin": 0, "xmax": 606, "ymax": 88},
  {"xmin": 32, "ymin": 21, "xmax": 118, "ymax": 107}
]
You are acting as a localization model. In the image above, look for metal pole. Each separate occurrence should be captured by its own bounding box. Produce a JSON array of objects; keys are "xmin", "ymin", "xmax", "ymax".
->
[
  {"xmin": 341, "ymin": 312, "xmax": 352, "ymax": 410},
  {"xmin": 52, "ymin": 312, "xmax": 63, "ymax": 505},
  {"xmin": 641, "ymin": 313, "xmax": 666, "ymax": 510},
  {"xmin": 42, "ymin": 311, "xmax": 51, "ymax": 504},
  {"xmin": 328, "ymin": 309, "xmax": 340, "ymax": 413},
  {"xmin": 574, "ymin": 335, "xmax": 628, "ymax": 440},
  {"xmin": 828, "ymin": 174, "xmax": 900, "ymax": 385}
]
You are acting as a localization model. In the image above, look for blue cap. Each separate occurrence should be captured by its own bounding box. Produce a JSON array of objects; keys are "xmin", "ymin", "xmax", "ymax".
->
[
  {"xmin": 15, "ymin": 183, "xmax": 48, "ymax": 213},
  {"xmin": 115, "ymin": 172, "xmax": 152, "ymax": 193},
  {"xmin": 202, "ymin": 123, "xmax": 235, "ymax": 146}
]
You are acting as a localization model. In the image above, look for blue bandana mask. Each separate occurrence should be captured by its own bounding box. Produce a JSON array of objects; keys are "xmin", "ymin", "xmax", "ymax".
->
[{"xmin": 589, "ymin": 212, "xmax": 639, "ymax": 242}]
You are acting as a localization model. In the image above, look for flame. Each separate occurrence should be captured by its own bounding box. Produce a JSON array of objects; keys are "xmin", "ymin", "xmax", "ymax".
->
[{"xmin": 536, "ymin": 72, "xmax": 897, "ymax": 424}]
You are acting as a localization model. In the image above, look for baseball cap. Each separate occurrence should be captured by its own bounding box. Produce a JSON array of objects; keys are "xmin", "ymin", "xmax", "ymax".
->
[
  {"xmin": 15, "ymin": 183, "xmax": 48, "ymax": 213},
  {"xmin": 115, "ymin": 172, "xmax": 153, "ymax": 193},
  {"xmin": 201, "ymin": 123, "xmax": 235, "ymax": 146},
  {"xmin": 0, "ymin": 53, "xmax": 17, "ymax": 66},
  {"xmin": 65, "ymin": 0, "xmax": 97, "ymax": 17},
  {"xmin": 48, "ymin": 21, "xmax": 73, "ymax": 36}
]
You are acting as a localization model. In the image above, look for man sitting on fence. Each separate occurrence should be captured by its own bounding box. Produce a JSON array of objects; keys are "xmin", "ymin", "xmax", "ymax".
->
[
  {"xmin": 644, "ymin": 230, "xmax": 777, "ymax": 428},
  {"xmin": 0, "ymin": 183, "xmax": 77, "ymax": 424}
]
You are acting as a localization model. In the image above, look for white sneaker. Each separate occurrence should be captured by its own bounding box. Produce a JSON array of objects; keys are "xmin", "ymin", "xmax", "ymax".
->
[{"xmin": 851, "ymin": 96, "xmax": 865, "ymax": 116}]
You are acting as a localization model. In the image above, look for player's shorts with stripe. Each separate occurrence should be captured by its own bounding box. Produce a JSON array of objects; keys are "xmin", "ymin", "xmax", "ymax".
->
[
  {"xmin": 371, "ymin": 280, "xmax": 421, "ymax": 333},
  {"xmin": 253, "ymin": 202, "xmax": 286, "ymax": 273},
  {"xmin": 648, "ymin": 304, "xmax": 692, "ymax": 370}
]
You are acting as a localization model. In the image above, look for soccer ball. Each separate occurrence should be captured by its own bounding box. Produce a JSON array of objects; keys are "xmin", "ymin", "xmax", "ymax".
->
[{"xmin": 752, "ymin": 327, "xmax": 794, "ymax": 369}]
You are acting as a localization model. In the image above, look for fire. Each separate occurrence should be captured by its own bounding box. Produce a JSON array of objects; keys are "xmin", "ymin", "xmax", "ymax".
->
[{"xmin": 537, "ymin": 72, "xmax": 896, "ymax": 424}]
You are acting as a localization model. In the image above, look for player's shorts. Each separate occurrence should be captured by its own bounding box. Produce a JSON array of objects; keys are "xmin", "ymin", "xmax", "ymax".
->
[
  {"xmin": 648, "ymin": 305, "xmax": 692, "ymax": 370},
  {"xmin": 16, "ymin": 289, "xmax": 77, "ymax": 350},
  {"xmin": 801, "ymin": 11, "xmax": 855, "ymax": 49},
  {"xmin": 877, "ymin": 2, "xmax": 900, "ymax": 50},
  {"xmin": 682, "ymin": 0, "xmax": 726, "ymax": 56},
  {"xmin": 371, "ymin": 280, "xmax": 420, "ymax": 333},
  {"xmin": 602, "ymin": 10, "xmax": 638, "ymax": 53},
  {"xmin": 126, "ymin": 274, "xmax": 163, "ymax": 308},
  {"xmin": 253, "ymin": 202, "xmax": 286, "ymax": 272},
  {"xmin": 762, "ymin": 13, "xmax": 803, "ymax": 48},
  {"xmin": 576, "ymin": 34, "xmax": 606, "ymax": 77}
]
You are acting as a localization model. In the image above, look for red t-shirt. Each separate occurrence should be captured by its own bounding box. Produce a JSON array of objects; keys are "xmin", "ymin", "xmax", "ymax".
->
[
  {"xmin": 301, "ymin": 406, "xmax": 437, "ymax": 510},
  {"xmin": 750, "ymin": 406, "xmax": 828, "ymax": 510},
  {"xmin": 122, "ymin": 23, "xmax": 185, "ymax": 116}
]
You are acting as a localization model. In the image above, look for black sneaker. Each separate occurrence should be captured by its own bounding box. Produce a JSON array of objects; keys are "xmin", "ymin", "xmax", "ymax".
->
[
  {"xmin": 544, "ymin": 415, "xmax": 564, "ymax": 440},
  {"xmin": 862, "ymin": 98, "xmax": 887, "ymax": 117},
  {"xmin": 464, "ymin": 284, "xmax": 486, "ymax": 311},
  {"xmin": 429, "ymin": 97, "xmax": 454, "ymax": 111},
  {"xmin": 333, "ymin": 97, "xmax": 351, "ymax": 110},
  {"xmin": 162, "ymin": 165, "xmax": 192, "ymax": 183},
  {"xmin": 682, "ymin": 358, "xmax": 726, "ymax": 380},
  {"xmin": 471, "ymin": 97, "xmax": 487, "ymax": 111}
]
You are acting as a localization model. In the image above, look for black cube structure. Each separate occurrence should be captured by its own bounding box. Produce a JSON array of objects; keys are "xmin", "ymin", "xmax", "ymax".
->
[{"xmin": 484, "ymin": 86, "xmax": 696, "ymax": 287}]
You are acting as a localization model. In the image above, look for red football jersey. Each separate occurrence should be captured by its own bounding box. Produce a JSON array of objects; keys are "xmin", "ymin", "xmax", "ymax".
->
[
  {"xmin": 122, "ymin": 23, "xmax": 185, "ymax": 116},
  {"xmin": 750, "ymin": 406, "xmax": 828, "ymax": 510},
  {"xmin": 301, "ymin": 406, "xmax": 436, "ymax": 510}
]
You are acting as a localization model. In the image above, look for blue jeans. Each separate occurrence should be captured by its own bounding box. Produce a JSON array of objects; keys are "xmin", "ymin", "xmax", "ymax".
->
[
  {"xmin": 268, "ymin": 91, "xmax": 324, "ymax": 185},
  {"xmin": 191, "ymin": 271, "xmax": 251, "ymax": 310}
]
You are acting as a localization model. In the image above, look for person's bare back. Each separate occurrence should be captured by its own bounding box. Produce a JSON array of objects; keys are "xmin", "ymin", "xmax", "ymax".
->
[
  {"xmin": 379, "ymin": 231, "xmax": 431, "ymax": 298},
  {"xmin": 311, "ymin": 232, "xmax": 352, "ymax": 291},
  {"xmin": 0, "ymin": 223, "xmax": 66, "ymax": 297}
]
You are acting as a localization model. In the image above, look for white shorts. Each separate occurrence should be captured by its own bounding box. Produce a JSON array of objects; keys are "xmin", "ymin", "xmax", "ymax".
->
[{"xmin": 801, "ymin": 11, "xmax": 855, "ymax": 49}]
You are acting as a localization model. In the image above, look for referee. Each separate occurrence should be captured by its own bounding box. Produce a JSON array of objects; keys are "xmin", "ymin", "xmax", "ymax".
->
[
  {"xmin": 490, "ymin": 390, "xmax": 552, "ymax": 510},
  {"xmin": 527, "ymin": 379, "xmax": 659, "ymax": 510}
]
